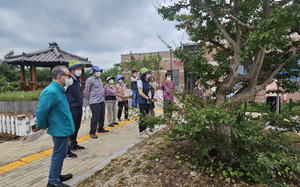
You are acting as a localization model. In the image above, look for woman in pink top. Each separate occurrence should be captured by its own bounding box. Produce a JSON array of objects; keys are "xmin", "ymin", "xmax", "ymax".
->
[
  {"xmin": 104, "ymin": 75, "xmax": 118, "ymax": 127},
  {"xmin": 161, "ymin": 71, "xmax": 176, "ymax": 118},
  {"xmin": 266, "ymin": 79, "xmax": 287, "ymax": 113}
]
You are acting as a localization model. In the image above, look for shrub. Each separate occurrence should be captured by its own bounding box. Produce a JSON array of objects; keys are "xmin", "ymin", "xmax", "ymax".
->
[{"xmin": 145, "ymin": 91, "xmax": 300, "ymax": 186}]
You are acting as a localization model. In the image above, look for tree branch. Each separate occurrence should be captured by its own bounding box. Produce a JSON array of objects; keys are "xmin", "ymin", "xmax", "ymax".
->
[
  {"xmin": 224, "ymin": 11, "xmax": 254, "ymax": 30},
  {"xmin": 207, "ymin": 39, "xmax": 233, "ymax": 56},
  {"xmin": 270, "ymin": 0, "xmax": 293, "ymax": 10},
  {"xmin": 190, "ymin": 0, "xmax": 239, "ymax": 52},
  {"xmin": 257, "ymin": 47, "xmax": 300, "ymax": 90}
]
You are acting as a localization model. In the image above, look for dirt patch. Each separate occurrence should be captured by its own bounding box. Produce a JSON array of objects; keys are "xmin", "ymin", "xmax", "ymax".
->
[{"xmin": 76, "ymin": 131, "xmax": 263, "ymax": 187}]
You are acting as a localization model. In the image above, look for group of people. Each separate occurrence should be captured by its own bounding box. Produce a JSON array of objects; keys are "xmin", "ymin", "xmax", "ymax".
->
[{"xmin": 33, "ymin": 60, "xmax": 176, "ymax": 187}]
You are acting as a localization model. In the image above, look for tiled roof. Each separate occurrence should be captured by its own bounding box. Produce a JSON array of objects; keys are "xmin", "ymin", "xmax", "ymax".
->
[{"xmin": 4, "ymin": 42, "xmax": 92, "ymax": 67}]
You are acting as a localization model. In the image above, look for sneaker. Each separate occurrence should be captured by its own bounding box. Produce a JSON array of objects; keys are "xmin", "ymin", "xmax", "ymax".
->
[
  {"xmin": 47, "ymin": 182, "xmax": 71, "ymax": 187},
  {"xmin": 90, "ymin": 133, "xmax": 98, "ymax": 139},
  {"xmin": 108, "ymin": 123, "xmax": 115, "ymax": 127},
  {"xmin": 113, "ymin": 122, "xmax": 119, "ymax": 125},
  {"xmin": 118, "ymin": 118, "xmax": 121, "ymax": 122},
  {"xmin": 125, "ymin": 118, "xmax": 130, "ymax": 121},
  {"xmin": 139, "ymin": 131, "xmax": 149, "ymax": 139},
  {"xmin": 59, "ymin": 174, "xmax": 73, "ymax": 182},
  {"xmin": 67, "ymin": 150, "xmax": 77, "ymax": 159},
  {"xmin": 144, "ymin": 129, "xmax": 153, "ymax": 136}
]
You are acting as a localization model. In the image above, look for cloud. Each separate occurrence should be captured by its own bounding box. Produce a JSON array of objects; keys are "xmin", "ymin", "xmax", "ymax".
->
[{"xmin": 0, "ymin": 0, "xmax": 189, "ymax": 70}]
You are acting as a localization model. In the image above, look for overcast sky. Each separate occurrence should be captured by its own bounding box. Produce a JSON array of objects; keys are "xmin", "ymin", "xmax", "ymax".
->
[{"xmin": 0, "ymin": 0, "xmax": 190, "ymax": 70}]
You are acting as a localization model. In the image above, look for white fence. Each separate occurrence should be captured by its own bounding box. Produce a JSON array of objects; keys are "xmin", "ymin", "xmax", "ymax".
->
[{"xmin": 0, "ymin": 106, "xmax": 92, "ymax": 137}]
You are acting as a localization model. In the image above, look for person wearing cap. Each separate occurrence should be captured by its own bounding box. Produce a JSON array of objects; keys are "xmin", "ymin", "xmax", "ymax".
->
[
  {"xmin": 137, "ymin": 68, "xmax": 153, "ymax": 138},
  {"xmin": 115, "ymin": 75, "xmax": 129, "ymax": 121},
  {"xmin": 104, "ymin": 75, "xmax": 118, "ymax": 127},
  {"xmin": 161, "ymin": 71, "xmax": 176, "ymax": 119},
  {"xmin": 65, "ymin": 60, "xmax": 85, "ymax": 159},
  {"xmin": 131, "ymin": 70, "xmax": 139, "ymax": 108},
  {"xmin": 84, "ymin": 66, "xmax": 109, "ymax": 139}
]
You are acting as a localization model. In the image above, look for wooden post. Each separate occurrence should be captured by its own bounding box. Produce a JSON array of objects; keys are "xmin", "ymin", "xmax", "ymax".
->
[
  {"xmin": 20, "ymin": 65, "xmax": 26, "ymax": 91},
  {"xmin": 30, "ymin": 64, "xmax": 37, "ymax": 90}
]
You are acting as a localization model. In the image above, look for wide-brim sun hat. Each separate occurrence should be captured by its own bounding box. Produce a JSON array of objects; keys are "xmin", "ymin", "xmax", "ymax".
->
[
  {"xmin": 89, "ymin": 66, "xmax": 103, "ymax": 75},
  {"xmin": 105, "ymin": 75, "xmax": 115, "ymax": 82},
  {"xmin": 116, "ymin": 75, "xmax": 124, "ymax": 81},
  {"xmin": 139, "ymin": 68, "xmax": 151, "ymax": 77},
  {"xmin": 68, "ymin": 59, "xmax": 84, "ymax": 69}
]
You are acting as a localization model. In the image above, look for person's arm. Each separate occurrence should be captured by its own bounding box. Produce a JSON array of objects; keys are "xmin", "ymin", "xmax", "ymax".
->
[
  {"xmin": 139, "ymin": 88, "xmax": 148, "ymax": 100},
  {"xmin": 134, "ymin": 72, "xmax": 140, "ymax": 82},
  {"xmin": 34, "ymin": 91, "xmax": 56, "ymax": 131},
  {"xmin": 84, "ymin": 78, "xmax": 91, "ymax": 103}
]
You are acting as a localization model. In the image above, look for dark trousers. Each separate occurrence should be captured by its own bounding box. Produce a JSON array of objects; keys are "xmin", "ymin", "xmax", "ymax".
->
[
  {"xmin": 69, "ymin": 107, "xmax": 82, "ymax": 149},
  {"xmin": 90, "ymin": 102, "xmax": 105, "ymax": 134},
  {"xmin": 118, "ymin": 100, "xmax": 129, "ymax": 119},
  {"xmin": 266, "ymin": 96, "xmax": 281, "ymax": 113},
  {"xmin": 163, "ymin": 100, "xmax": 173, "ymax": 118},
  {"xmin": 139, "ymin": 104, "xmax": 149, "ymax": 132}
]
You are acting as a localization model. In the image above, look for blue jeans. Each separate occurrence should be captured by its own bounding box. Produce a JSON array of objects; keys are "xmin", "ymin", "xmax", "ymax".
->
[
  {"xmin": 48, "ymin": 136, "xmax": 69, "ymax": 185},
  {"xmin": 132, "ymin": 90, "xmax": 138, "ymax": 107}
]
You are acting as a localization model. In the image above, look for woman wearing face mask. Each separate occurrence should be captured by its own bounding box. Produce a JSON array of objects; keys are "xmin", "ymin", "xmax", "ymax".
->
[
  {"xmin": 115, "ymin": 75, "xmax": 129, "ymax": 121},
  {"xmin": 137, "ymin": 68, "xmax": 153, "ymax": 138},
  {"xmin": 104, "ymin": 75, "xmax": 118, "ymax": 127},
  {"xmin": 148, "ymin": 76, "xmax": 156, "ymax": 117},
  {"xmin": 161, "ymin": 71, "xmax": 175, "ymax": 119}
]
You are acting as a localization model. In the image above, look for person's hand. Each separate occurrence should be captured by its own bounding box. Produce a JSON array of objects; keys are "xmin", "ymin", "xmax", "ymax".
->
[
  {"xmin": 87, "ymin": 100, "xmax": 89, "ymax": 103},
  {"xmin": 32, "ymin": 127, "xmax": 46, "ymax": 132}
]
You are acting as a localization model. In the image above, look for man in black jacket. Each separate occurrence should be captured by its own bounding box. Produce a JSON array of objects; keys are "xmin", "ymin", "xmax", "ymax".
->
[{"xmin": 65, "ymin": 60, "xmax": 85, "ymax": 159}]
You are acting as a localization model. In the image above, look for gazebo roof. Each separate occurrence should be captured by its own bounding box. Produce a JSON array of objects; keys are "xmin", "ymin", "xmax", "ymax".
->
[{"xmin": 4, "ymin": 41, "xmax": 92, "ymax": 67}]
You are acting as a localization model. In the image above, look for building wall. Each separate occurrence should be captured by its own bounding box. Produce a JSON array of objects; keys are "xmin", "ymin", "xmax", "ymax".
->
[{"xmin": 121, "ymin": 51, "xmax": 184, "ymax": 86}]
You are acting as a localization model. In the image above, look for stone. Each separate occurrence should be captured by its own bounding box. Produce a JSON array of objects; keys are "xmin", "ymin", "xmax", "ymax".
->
[{"xmin": 190, "ymin": 171, "xmax": 197, "ymax": 177}]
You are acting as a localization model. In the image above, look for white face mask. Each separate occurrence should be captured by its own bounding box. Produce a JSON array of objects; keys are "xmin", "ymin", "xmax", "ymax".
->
[
  {"xmin": 95, "ymin": 72, "xmax": 101, "ymax": 77},
  {"xmin": 64, "ymin": 77, "xmax": 73, "ymax": 86},
  {"xmin": 108, "ymin": 79, "xmax": 114, "ymax": 84},
  {"xmin": 119, "ymin": 79, "xmax": 123, "ymax": 83},
  {"xmin": 167, "ymin": 78, "xmax": 171, "ymax": 81},
  {"xmin": 75, "ymin": 70, "xmax": 82, "ymax": 77},
  {"xmin": 133, "ymin": 74, "xmax": 137, "ymax": 77}
]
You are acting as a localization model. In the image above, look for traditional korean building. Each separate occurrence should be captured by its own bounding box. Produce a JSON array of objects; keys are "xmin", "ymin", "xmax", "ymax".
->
[{"xmin": 4, "ymin": 41, "xmax": 92, "ymax": 91}]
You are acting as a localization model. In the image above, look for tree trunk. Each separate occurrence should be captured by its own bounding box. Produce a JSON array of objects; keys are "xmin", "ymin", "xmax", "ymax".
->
[{"xmin": 216, "ymin": 89, "xmax": 232, "ymax": 158}]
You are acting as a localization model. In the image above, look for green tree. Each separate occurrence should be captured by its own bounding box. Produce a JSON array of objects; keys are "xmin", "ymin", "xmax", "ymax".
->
[
  {"xmin": 0, "ymin": 50, "xmax": 20, "ymax": 82},
  {"xmin": 158, "ymin": 0, "xmax": 300, "ymax": 104},
  {"xmin": 157, "ymin": 0, "xmax": 300, "ymax": 158},
  {"xmin": 121, "ymin": 52, "xmax": 163, "ymax": 84}
]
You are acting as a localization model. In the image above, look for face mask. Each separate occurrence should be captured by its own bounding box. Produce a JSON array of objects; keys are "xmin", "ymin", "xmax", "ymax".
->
[
  {"xmin": 119, "ymin": 80, "xmax": 123, "ymax": 83},
  {"xmin": 75, "ymin": 70, "xmax": 82, "ymax": 77},
  {"xmin": 95, "ymin": 72, "xmax": 101, "ymax": 77},
  {"xmin": 167, "ymin": 78, "xmax": 171, "ymax": 81},
  {"xmin": 133, "ymin": 74, "xmax": 137, "ymax": 77},
  {"xmin": 108, "ymin": 79, "xmax": 114, "ymax": 84},
  {"xmin": 64, "ymin": 77, "xmax": 73, "ymax": 86}
]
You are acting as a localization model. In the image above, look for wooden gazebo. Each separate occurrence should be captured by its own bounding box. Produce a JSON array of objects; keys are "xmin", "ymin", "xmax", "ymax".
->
[{"xmin": 4, "ymin": 41, "xmax": 92, "ymax": 91}]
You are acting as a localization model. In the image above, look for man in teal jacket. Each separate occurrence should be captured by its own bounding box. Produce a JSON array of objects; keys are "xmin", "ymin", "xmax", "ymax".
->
[{"xmin": 34, "ymin": 65, "xmax": 75, "ymax": 187}]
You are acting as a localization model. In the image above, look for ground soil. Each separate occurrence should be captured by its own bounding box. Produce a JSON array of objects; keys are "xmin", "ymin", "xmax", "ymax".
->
[{"xmin": 75, "ymin": 131, "xmax": 268, "ymax": 187}]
